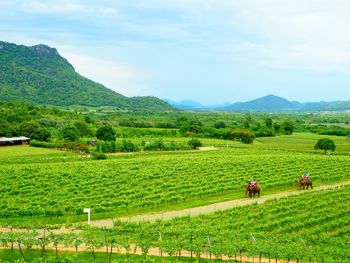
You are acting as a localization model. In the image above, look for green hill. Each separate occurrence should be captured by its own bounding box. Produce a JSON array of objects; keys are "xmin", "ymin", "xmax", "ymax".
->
[
  {"xmin": 0, "ymin": 41, "xmax": 173, "ymax": 111},
  {"xmin": 224, "ymin": 94, "xmax": 303, "ymax": 112}
]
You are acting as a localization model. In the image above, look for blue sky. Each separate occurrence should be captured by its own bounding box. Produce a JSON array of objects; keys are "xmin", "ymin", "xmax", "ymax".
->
[{"xmin": 1, "ymin": 0, "xmax": 350, "ymax": 104}]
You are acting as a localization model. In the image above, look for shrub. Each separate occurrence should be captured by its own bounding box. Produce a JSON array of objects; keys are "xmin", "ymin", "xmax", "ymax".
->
[
  {"xmin": 96, "ymin": 125, "xmax": 116, "ymax": 141},
  {"xmin": 187, "ymin": 138, "xmax": 203, "ymax": 149},
  {"xmin": 30, "ymin": 140, "xmax": 61, "ymax": 149},
  {"xmin": 120, "ymin": 140, "xmax": 137, "ymax": 152},
  {"xmin": 90, "ymin": 151, "xmax": 107, "ymax": 160}
]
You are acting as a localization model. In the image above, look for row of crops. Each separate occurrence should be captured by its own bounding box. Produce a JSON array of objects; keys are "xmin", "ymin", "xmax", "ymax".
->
[
  {"xmin": 1, "ymin": 186, "xmax": 349, "ymax": 262},
  {"xmin": 1, "ymin": 147, "xmax": 350, "ymax": 219}
]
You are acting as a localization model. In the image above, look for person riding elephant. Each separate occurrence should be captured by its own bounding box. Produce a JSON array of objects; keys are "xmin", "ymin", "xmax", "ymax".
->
[{"xmin": 250, "ymin": 178, "xmax": 257, "ymax": 186}]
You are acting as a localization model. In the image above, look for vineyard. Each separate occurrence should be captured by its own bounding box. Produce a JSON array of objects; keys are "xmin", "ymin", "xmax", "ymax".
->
[
  {"xmin": 0, "ymin": 186, "xmax": 349, "ymax": 262},
  {"xmin": 1, "ymin": 139, "xmax": 350, "ymax": 224},
  {"xmin": 1, "ymin": 133, "xmax": 350, "ymax": 262},
  {"xmin": 0, "ymin": 153, "xmax": 349, "ymax": 222}
]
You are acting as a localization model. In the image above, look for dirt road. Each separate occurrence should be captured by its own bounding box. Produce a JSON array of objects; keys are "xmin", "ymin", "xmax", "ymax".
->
[
  {"xmin": 91, "ymin": 180, "xmax": 350, "ymax": 228},
  {"xmin": 0, "ymin": 244, "xmax": 297, "ymax": 263}
]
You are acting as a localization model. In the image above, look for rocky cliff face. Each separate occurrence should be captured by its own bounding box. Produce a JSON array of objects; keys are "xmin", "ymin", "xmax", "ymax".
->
[{"xmin": 29, "ymin": 44, "xmax": 59, "ymax": 56}]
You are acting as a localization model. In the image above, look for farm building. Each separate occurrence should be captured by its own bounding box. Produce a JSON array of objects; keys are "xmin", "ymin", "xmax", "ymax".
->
[{"xmin": 0, "ymin": 137, "xmax": 30, "ymax": 146}]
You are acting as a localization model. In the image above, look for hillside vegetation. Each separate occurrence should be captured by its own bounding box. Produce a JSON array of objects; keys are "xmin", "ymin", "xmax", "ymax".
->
[{"xmin": 0, "ymin": 41, "xmax": 172, "ymax": 111}]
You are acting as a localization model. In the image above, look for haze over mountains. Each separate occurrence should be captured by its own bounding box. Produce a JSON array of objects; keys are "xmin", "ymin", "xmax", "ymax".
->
[{"xmin": 167, "ymin": 95, "xmax": 350, "ymax": 112}]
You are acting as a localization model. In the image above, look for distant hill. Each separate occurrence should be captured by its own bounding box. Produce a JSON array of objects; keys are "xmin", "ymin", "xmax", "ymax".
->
[
  {"xmin": 223, "ymin": 95, "xmax": 303, "ymax": 112},
  {"xmin": 223, "ymin": 95, "xmax": 350, "ymax": 112},
  {"xmin": 165, "ymin": 99, "xmax": 231, "ymax": 110},
  {"xmin": 0, "ymin": 41, "xmax": 173, "ymax": 111},
  {"xmin": 168, "ymin": 95, "xmax": 350, "ymax": 112}
]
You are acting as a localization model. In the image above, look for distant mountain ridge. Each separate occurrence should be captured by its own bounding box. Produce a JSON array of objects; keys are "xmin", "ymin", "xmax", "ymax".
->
[
  {"xmin": 0, "ymin": 40, "xmax": 173, "ymax": 111},
  {"xmin": 224, "ymin": 95, "xmax": 302, "ymax": 112},
  {"xmin": 167, "ymin": 95, "xmax": 350, "ymax": 112},
  {"xmin": 164, "ymin": 99, "xmax": 231, "ymax": 110}
]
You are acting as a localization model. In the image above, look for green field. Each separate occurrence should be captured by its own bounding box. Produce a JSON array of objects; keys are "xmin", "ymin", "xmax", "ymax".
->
[
  {"xmin": 1, "ymin": 134, "xmax": 350, "ymax": 226},
  {"xmin": 255, "ymin": 133, "xmax": 350, "ymax": 154},
  {"xmin": 0, "ymin": 146, "xmax": 80, "ymax": 165},
  {"xmin": 1, "ymin": 133, "xmax": 350, "ymax": 262}
]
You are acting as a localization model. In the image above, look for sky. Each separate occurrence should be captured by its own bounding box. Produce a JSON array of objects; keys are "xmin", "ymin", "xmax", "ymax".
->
[{"xmin": 1, "ymin": 0, "xmax": 350, "ymax": 104}]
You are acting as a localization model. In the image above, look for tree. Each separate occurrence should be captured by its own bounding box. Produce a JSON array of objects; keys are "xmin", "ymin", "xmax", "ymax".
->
[
  {"xmin": 281, "ymin": 121, "xmax": 294, "ymax": 135},
  {"xmin": 74, "ymin": 121, "xmax": 93, "ymax": 137},
  {"xmin": 314, "ymin": 138, "xmax": 336, "ymax": 153},
  {"xmin": 60, "ymin": 125, "xmax": 80, "ymax": 142},
  {"xmin": 187, "ymin": 138, "xmax": 202, "ymax": 149},
  {"xmin": 243, "ymin": 116, "xmax": 253, "ymax": 129},
  {"xmin": 273, "ymin": 122, "xmax": 281, "ymax": 133},
  {"xmin": 265, "ymin": 118, "xmax": 273, "ymax": 129},
  {"xmin": 214, "ymin": 121, "xmax": 226, "ymax": 129},
  {"xmin": 30, "ymin": 128, "xmax": 51, "ymax": 142},
  {"xmin": 96, "ymin": 125, "xmax": 116, "ymax": 141},
  {"xmin": 19, "ymin": 121, "xmax": 40, "ymax": 137}
]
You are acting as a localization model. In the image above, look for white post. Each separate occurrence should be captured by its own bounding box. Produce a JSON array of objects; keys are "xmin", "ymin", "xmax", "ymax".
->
[{"xmin": 83, "ymin": 208, "xmax": 91, "ymax": 224}]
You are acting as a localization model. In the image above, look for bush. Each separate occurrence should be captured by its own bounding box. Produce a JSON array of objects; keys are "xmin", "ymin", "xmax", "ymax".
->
[
  {"xmin": 90, "ymin": 151, "xmax": 107, "ymax": 160},
  {"xmin": 62, "ymin": 142, "xmax": 90, "ymax": 153},
  {"xmin": 30, "ymin": 140, "xmax": 89, "ymax": 153},
  {"xmin": 187, "ymin": 138, "xmax": 203, "ymax": 149},
  {"xmin": 96, "ymin": 125, "xmax": 116, "ymax": 141},
  {"xmin": 120, "ymin": 140, "xmax": 137, "ymax": 152},
  {"xmin": 60, "ymin": 125, "xmax": 80, "ymax": 142},
  {"xmin": 30, "ymin": 140, "xmax": 61, "ymax": 149},
  {"xmin": 30, "ymin": 128, "xmax": 51, "ymax": 141},
  {"xmin": 143, "ymin": 139, "xmax": 166, "ymax": 151},
  {"xmin": 96, "ymin": 141, "xmax": 117, "ymax": 153},
  {"xmin": 143, "ymin": 139, "xmax": 189, "ymax": 151}
]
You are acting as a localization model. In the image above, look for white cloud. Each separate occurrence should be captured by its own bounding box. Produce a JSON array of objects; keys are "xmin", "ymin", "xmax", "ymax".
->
[
  {"xmin": 139, "ymin": 0, "xmax": 350, "ymax": 72},
  {"xmin": 21, "ymin": 0, "xmax": 117, "ymax": 14},
  {"xmin": 218, "ymin": 0, "xmax": 350, "ymax": 72},
  {"xmin": 60, "ymin": 51, "xmax": 146, "ymax": 96}
]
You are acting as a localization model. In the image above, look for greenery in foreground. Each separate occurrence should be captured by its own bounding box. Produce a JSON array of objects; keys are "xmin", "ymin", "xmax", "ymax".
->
[
  {"xmin": 1, "ymin": 187, "xmax": 349, "ymax": 262},
  {"xmin": 0, "ymin": 249, "xmax": 220, "ymax": 262}
]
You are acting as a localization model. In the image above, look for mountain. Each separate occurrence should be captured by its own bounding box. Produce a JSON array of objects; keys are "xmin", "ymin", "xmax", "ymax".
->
[
  {"xmin": 165, "ymin": 99, "xmax": 231, "ymax": 110},
  {"xmin": 223, "ymin": 95, "xmax": 303, "ymax": 112},
  {"xmin": 0, "ymin": 41, "xmax": 173, "ymax": 111},
  {"xmin": 222, "ymin": 95, "xmax": 350, "ymax": 112}
]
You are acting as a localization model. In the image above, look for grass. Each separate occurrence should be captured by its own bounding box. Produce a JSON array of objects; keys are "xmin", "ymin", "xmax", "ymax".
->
[
  {"xmin": 0, "ymin": 145, "xmax": 80, "ymax": 164},
  {"xmin": 255, "ymin": 133, "xmax": 350, "ymax": 154}
]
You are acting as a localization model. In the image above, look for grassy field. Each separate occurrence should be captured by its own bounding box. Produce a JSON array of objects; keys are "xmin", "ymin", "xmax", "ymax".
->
[
  {"xmin": 0, "ymin": 133, "xmax": 350, "ymax": 227},
  {"xmin": 255, "ymin": 133, "xmax": 350, "ymax": 154},
  {"xmin": 0, "ymin": 145, "xmax": 80, "ymax": 165}
]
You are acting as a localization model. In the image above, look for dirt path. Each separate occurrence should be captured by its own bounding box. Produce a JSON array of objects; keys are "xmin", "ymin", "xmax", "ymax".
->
[
  {"xmin": 91, "ymin": 180, "xmax": 350, "ymax": 228},
  {"xmin": 0, "ymin": 245, "xmax": 297, "ymax": 263}
]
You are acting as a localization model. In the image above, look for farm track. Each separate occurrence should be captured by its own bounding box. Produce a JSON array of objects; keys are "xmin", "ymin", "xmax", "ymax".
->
[
  {"xmin": 91, "ymin": 179, "xmax": 350, "ymax": 227},
  {"xmin": 0, "ymin": 245, "xmax": 297, "ymax": 263}
]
